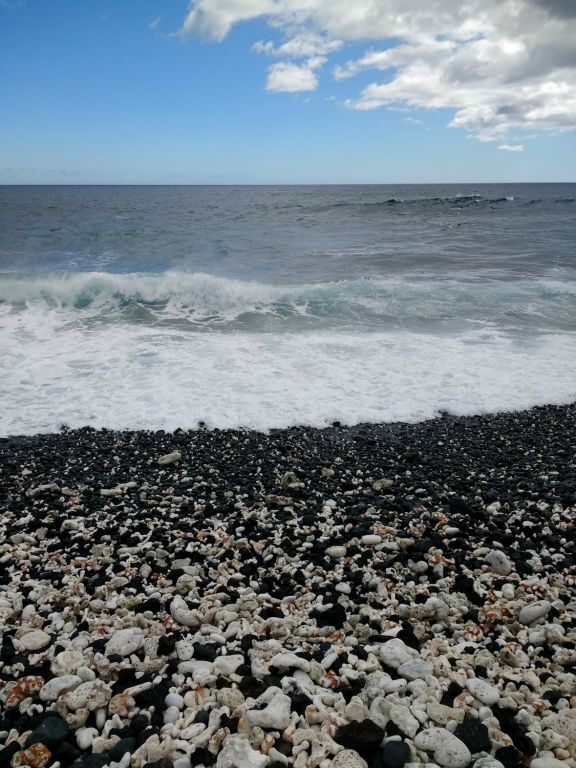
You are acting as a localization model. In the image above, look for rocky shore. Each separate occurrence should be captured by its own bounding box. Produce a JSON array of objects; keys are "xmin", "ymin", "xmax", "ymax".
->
[{"xmin": 0, "ymin": 404, "xmax": 575, "ymax": 768}]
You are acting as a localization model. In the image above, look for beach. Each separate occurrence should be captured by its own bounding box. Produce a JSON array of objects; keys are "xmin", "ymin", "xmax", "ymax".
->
[
  {"xmin": 1, "ymin": 403, "xmax": 574, "ymax": 768},
  {"xmin": 2, "ymin": 0, "xmax": 576, "ymax": 764}
]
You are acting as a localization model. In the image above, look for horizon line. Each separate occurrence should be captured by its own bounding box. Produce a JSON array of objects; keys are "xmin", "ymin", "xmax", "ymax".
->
[{"xmin": 1, "ymin": 181, "xmax": 575, "ymax": 187}]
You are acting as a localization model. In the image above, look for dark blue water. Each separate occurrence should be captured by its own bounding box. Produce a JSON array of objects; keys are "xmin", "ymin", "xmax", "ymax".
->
[{"xmin": 1, "ymin": 184, "xmax": 575, "ymax": 281}]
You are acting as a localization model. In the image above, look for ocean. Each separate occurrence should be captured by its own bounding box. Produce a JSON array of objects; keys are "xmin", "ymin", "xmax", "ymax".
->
[{"xmin": 0, "ymin": 183, "xmax": 575, "ymax": 436}]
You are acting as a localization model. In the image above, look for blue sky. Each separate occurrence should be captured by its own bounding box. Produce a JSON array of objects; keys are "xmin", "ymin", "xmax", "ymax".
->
[{"xmin": 1, "ymin": 0, "xmax": 575, "ymax": 184}]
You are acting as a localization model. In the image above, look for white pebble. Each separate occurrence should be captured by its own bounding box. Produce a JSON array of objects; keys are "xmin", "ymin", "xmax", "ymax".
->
[
  {"xmin": 175, "ymin": 639, "xmax": 195, "ymax": 661},
  {"xmin": 466, "ymin": 678, "xmax": 500, "ymax": 705},
  {"xmin": 164, "ymin": 705, "xmax": 181, "ymax": 724},
  {"xmin": 105, "ymin": 628, "xmax": 144, "ymax": 657},
  {"xmin": 332, "ymin": 751, "xmax": 368, "ymax": 768},
  {"xmin": 530, "ymin": 760, "xmax": 572, "ymax": 768},
  {"xmin": 246, "ymin": 693, "xmax": 292, "ymax": 730},
  {"xmin": 484, "ymin": 550, "xmax": 512, "ymax": 576},
  {"xmin": 216, "ymin": 734, "xmax": 268, "ymax": 767},
  {"xmin": 76, "ymin": 727, "xmax": 98, "ymax": 750},
  {"xmin": 158, "ymin": 451, "xmax": 182, "ymax": 465},
  {"xmin": 473, "ymin": 758, "xmax": 506, "ymax": 768},
  {"xmin": 213, "ymin": 654, "xmax": 244, "ymax": 677},
  {"xmin": 17, "ymin": 630, "xmax": 51, "ymax": 651},
  {"xmin": 325, "ymin": 546, "xmax": 346, "ymax": 558},
  {"xmin": 414, "ymin": 728, "xmax": 471, "ymax": 768},
  {"xmin": 380, "ymin": 638, "xmax": 419, "ymax": 669},
  {"xmin": 397, "ymin": 658, "xmax": 433, "ymax": 680},
  {"xmin": 165, "ymin": 693, "xmax": 184, "ymax": 710},
  {"xmin": 40, "ymin": 675, "xmax": 83, "ymax": 701},
  {"xmin": 518, "ymin": 600, "xmax": 551, "ymax": 625}
]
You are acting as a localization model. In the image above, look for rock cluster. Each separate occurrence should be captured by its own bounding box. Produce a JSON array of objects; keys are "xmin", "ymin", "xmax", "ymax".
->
[{"xmin": 0, "ymin": 403, "xmax": 575, "ymax": 768}]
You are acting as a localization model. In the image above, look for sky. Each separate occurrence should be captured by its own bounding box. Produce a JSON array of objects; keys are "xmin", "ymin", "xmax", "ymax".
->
[{"xmin": 1, "ymin": 0, "xmax": 575, "ymax": 184}]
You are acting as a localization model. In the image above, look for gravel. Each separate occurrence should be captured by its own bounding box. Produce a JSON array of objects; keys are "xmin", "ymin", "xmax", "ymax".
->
[{"xmin": 0, "ymin": 403, "xmax": 575, "ymax": 768}]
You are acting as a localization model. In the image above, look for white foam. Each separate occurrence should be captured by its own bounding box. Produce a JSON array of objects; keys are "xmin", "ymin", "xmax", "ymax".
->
[{"xmin": 0, "ymin": 310, "xmax": 575, "ymax": 435}]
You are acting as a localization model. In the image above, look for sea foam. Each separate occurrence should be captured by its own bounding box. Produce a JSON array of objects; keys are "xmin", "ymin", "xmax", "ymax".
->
[
  {"xmin": 1, "ymin": 320, "xmax": 575, "ymax": 435},
  {"xmin": 1, "ymin": 271, "xmax": 575, "ymax": 435}
]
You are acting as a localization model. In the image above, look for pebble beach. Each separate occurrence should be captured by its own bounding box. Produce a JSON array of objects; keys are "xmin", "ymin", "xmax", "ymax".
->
[{"xmin": 0, "ymin": 403, "xmax": 575, "ymax": 768}]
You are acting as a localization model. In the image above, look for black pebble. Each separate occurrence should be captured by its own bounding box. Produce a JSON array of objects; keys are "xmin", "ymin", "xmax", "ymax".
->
[
  {"xmin": 454, "ymin": 718, "xmax": 491, "ymax": 754},
  {"xmin": 107, "ymin": 738, "xmax": 137, "ymax": 762},
  {"xmin": 71, "ymin": 755, "xmax": 109, "ymax": 768},
  {"xmin": 380, "ymin": 740, "xmax": 410, "ymax": 768},
  {"xmin": 0, "ymin": 743, "xmax": 20, "ymax": 768},
  {"xmin": 53, "ymin": 742, "xmax": 81, "ymax": 768},
  {"xmin": 495, "ymin": 746, "xmax": 524, "ymax": 768},
  {"xmin": 190, "ymin": 747, "xmax": 213, "ymax": 766},
  {"xmin": 335, "ymin": 719, "xmax": 386, "ymax": 761},
  {"xmin": 143, "ymin": 760, "xmax": 173, "ymax": 768},
  {"xmin": 25, "ymin": 716, "xmax": 71, "ymax": 748},
  {"xmin": 129, "ymin": 714, "xmax": 149, "ymax": 733}
]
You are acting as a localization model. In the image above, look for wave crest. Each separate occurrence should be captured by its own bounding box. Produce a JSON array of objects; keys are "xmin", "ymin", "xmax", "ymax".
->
[{"xmin": 1, "ymin": 271, "xmax": 575, "ymax": 333}]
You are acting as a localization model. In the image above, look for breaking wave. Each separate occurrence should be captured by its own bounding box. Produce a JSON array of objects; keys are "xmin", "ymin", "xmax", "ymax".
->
[{"xmin": 1, "ymin": 270, "xmax": 575, "ymax": 333}]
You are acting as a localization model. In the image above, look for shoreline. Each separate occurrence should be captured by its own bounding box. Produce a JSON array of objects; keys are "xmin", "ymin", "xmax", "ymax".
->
[
  {"xmin": 0, "ymin": 402, "xmax": 575, "ymax": 768},
  {"xmin": 2, "ymin": 398, "xmax": 576, "ymax": 443}
]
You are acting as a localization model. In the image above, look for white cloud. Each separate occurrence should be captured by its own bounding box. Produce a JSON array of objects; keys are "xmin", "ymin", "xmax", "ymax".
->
[
  {"xmin": 499, "ymin": 144, "xmax": 525, "ymax": 151},
  {"xmin": 266, "ymin": 58, "xmax": 325, "ymax": 92},
  {"xmin": 253, "ymin": 33, "xmax": 342, "ymax": 58},
  {"xmin": 179, "ymin": 0, "xmax": 576, "ymax": 140}
]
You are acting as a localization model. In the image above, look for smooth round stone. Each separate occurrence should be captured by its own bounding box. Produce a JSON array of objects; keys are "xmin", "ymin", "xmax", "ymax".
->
[
  {"xmin": 518, "ymin": 600, "xmax": 551, "ymax": 625},
  {"xmin": 361, "ymin": 534, "xmax": 382, "ymax": 546},
  {"xmin": 165, "ymin": 693, "xmax": 184, "ymax": 709},
  {"xmin": 414, "ymin": 728, "xmax": 471, "ymax": 768},
  {"xmin": 484, "ymin": 550, "xmax": 512, "ymax": 576},
  {"xmin": 18, "ymin": 630, "xmax": 51, "ymax": 651},
  {"xmin": 397, "ymin": 659, "xmax": 433, "ymax": 680},
  {"xmin": 466, "ymin": 678, "xmax": 500, "ymax": 705},
  {"xmin": 326, "ymin": 546, "xmax": 346, "ymax": 558}
]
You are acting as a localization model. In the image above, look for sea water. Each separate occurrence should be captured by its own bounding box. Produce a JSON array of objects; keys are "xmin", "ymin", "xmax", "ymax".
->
[{"xmin": 0, "ymin": 184, "xmax": 575, "ymax": 435}]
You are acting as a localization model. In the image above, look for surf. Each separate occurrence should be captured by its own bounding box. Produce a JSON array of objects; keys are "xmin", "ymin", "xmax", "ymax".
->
[{"xmin": 1, "ymin": 271, "xmax": 576, "ymax": 334}]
